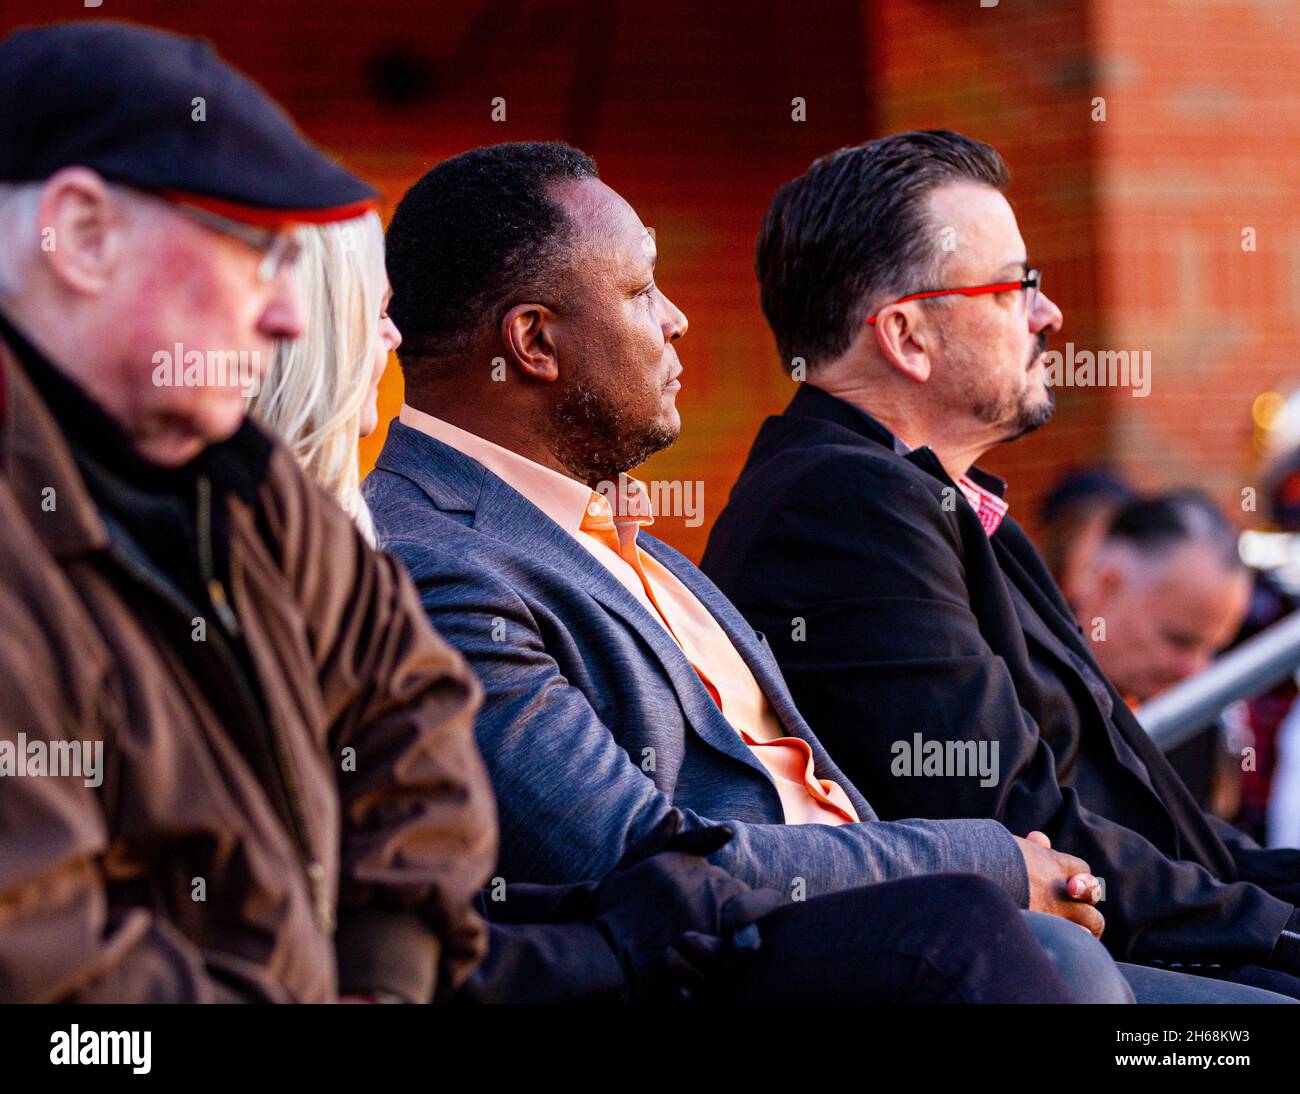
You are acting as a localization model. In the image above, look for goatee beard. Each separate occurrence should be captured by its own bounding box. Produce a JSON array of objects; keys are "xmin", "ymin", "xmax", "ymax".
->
[
  {"xmin": 550, "ymin": 381, "xmax": 677, "ymax": 487},
  {"xmin": 973, "ymin": 333, "xmax": 1055, "ymax": 443},
  {"xmin": 1001, "ymin": 383, "xmax": 1055, "ymax": 442}
]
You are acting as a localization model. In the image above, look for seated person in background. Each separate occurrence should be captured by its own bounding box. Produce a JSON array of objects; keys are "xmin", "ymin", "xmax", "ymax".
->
[
  {"xmin": 1072, "ymin": 491, "xmax": 1251, "ymax": 815},
  {"xmin": 251, "ymin": 204, "xmax": 1114, "ymax": 1005},
  {"xmin": 1075, "ymin": 491, "xmax": 1251, "ymax": 706},
  {"xmin": 1037, "ymin": 467, "xmax": 1137, "ymax": 611},
  {"xmin": 363, "ymin": 140, "xmax": 1289, "ymax": 1003},
  {"xmin": 700, "ymin": 129, "xmax": 1300, "ymax": 1000}
]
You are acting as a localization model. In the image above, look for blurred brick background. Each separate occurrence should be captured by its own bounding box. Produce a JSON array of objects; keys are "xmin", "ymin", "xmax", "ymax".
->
[{"xmin": 5, "ymin": 0, "xmax": 1298, "ymax": 558}]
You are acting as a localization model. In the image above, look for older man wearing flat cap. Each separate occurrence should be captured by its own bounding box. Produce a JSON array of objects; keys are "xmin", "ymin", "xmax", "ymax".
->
[{"xmin": 0, "ymin": 21, "xmax": 497, "ymax": 1003}]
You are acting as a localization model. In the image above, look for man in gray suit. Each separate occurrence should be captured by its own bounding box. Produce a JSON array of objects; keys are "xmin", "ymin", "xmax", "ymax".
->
[{"xmin": 365, "ymin": 142, "xmax": 1287, "ymax": 1003}]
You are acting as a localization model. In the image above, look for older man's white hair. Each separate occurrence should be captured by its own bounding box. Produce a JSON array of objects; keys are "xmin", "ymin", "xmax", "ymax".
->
[{"xmin": 0, "ymin": 182, "xmax": 42, "ymax": 300}]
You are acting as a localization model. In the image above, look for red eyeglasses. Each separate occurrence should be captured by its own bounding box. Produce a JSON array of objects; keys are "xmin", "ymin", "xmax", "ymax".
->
[{"xmin": 866, "ymin": 268, "xmax": 1042, "ymax": 326}]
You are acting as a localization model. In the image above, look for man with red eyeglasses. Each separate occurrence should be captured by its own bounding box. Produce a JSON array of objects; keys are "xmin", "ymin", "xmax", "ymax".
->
[{"xmin": 703, "ymin": 130, "xmax": 1300, "ymax": 998}]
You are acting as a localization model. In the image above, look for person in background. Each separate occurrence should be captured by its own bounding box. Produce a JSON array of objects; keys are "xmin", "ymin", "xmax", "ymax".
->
[
  {"xmin": 1267, "ymin": 693, "xmax": 1300, "ymax": 849},
  {"xmin": 1037, "ymin": 467, "xmax": 1137, "ymax": 610},
  {"xmin": 1074, "ymin": 492, "xmax": 1251, "ymax": 706},
  {"xmin": 251, "ymin": 211, "xmax": 397, "ymax": 542},
  {"xmin": 1071, "ymin": 491, "xmax": 1252, "ymax": 815}
]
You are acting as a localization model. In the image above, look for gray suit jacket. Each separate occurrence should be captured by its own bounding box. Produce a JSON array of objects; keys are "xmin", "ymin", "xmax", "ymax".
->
[{"xmin": 363, "ymin": 420, "xmax": 1028, "ymax": 903}]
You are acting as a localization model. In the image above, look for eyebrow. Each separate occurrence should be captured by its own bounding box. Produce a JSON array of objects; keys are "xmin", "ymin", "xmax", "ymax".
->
[
  {"xmin": 992, "ymin": 259, "xmax": 1030, "ymax": 278},
  {"xmin": 633, "ymin": 246, "xmax": 657, "ymax": 282},
  {"xmin": 616, "ymin": 231, "xmax": 657, "ymax": 284}
]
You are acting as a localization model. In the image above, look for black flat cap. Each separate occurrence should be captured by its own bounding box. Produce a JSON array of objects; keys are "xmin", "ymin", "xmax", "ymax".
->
[{"xmin": 0, "ymin": 20, "xmax": 377, "ymax": 225}]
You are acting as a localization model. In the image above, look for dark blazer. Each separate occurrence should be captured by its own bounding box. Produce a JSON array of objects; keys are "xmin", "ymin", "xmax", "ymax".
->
[
  {"xmin": 362, "ymin": 420, "xmax": 1029, "ymax": 904},
  {"xmin": 702, "ymin": 383, "xmax": 1300, "ymax": 970}
]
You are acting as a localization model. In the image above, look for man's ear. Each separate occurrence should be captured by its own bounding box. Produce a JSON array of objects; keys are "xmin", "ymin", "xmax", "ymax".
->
[
  {"xmin": 1081, "ymin": 552, "xmax": 1131, "ymax": 613},
  {"xmin": 1096, "ymin": 560, "xmax": 1128, "ymax": 598},
  {"xmin": 36, "ymin": 167, "xmax": 125, "ymax": 297},
  {"xmin": 501, "ymin": 302, "xmax": 560, "ymax": 382},
  {"xmin": 870, "ymin": 301, "xmax": 932, "ymax": 384}
]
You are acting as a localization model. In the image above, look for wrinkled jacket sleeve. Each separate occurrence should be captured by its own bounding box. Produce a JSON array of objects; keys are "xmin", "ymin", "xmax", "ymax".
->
[
  {"xmin": 0, "ymin": 571, "xmax": 262, "ymax": 1002},
  {"xmin": 279, "ymin": 465, "xmax": 499, "ymax": 1002},
  {"xmin": 445, "ymin": 884, "xmax": 625, "ymax": 1004},
  {"xmin": 1206, "ymin": 814, "xmax": 1300, "ymax": 905},
  {"xmin": 381, "ymin": 532, "xmax": 1029, "ymax": 907},
  {"xmin": 717, "ymin": 454, "xmax": 1295, "ymax": 967}
]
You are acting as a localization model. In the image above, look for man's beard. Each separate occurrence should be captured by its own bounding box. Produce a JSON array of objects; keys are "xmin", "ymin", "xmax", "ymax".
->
[
  {"xmin": 549, "ymin": 378, "xmax": 678, "ymax": 487},
  {"xmin": 970, "ymin": 333, "xmax": 1056, "ymax": 443}
]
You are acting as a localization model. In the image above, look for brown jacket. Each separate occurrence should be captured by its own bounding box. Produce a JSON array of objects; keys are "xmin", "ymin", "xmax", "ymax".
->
[{"xmin": 0, "ymin": 341, "xmax": 498, "ymax": 1002}]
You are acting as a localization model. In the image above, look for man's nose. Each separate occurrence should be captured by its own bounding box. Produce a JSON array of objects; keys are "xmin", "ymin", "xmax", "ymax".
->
[
  {"xmin": 260, "ymin": 273, "xmax": 305, "ymax": 341},
  {"xmin": 384, "ymin": 316, "xmax": 403, "ymax": 353},
  {"xmin": 1032, "ymin": 290, "xmax": 1064, "ymax": 336},
  {"xmin": 662, "ymin": 294, "xmax": 688, "ymax": 342}
]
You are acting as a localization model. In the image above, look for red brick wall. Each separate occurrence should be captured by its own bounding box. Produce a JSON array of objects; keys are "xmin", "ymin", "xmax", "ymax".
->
[
  {"xmin": 872, "ymin": 0, "xmax": 1109, "ymax": 530},
  {"xmin": 6, "ymin": 0, "xmax": 1295, "ymax": 552},
  {"xmin": 3, "ymin": 0, "xmax": 875, "ymax": 559},
  {"xmin": 1089, "ymin": 0, "xmax": 1300, "ymax": 524},
  {"xmin": 876, "ymin": 0, "xmax": 1300, "ymax": 532}
]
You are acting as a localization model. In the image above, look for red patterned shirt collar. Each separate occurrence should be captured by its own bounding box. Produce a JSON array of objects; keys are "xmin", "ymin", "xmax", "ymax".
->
[
  {"xmin": 956, "ymin": 473, "xmax": 1010, "ymax": 536},
  {"xmin": 890, "ymin": 434, "xmax": 1009, "ymax": 537}
]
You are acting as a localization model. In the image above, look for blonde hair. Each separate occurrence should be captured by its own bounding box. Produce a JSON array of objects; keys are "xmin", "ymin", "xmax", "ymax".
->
[{"xmin": 252, "ymin": 211, "xmax": 386, "ymax": 543}]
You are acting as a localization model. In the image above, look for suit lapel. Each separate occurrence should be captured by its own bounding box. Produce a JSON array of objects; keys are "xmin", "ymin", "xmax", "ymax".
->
[
  {"xmin": 991, "ymin": 521, "xmax": 1161, "ymax": 789},
  {"xmin": 640, "ymin": 534, "xmax": 871, "ymax": 815},
  {"xmin": 994, "ymin": 530, "xmax": 1095, "ymax": 669},
  {"xmin": 480, "ymin": 483, "xmax": 777, "ymax": 778},
  {"xmin": 378, "ymin": 424, "xmax": 772, "ymax": 780},
  {"xmin": 897, "ymin": 447, "xmax": 1121, "ymax": 725},
  {"xmin": 639, "ymin": 533, "xmax": 881, "ymax": 814},
  {"xmin": 641, "ymin": 536, "xmax": 814, "ymax": 737}
]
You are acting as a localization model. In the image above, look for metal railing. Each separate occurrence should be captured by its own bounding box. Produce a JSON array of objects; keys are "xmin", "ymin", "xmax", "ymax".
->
[{"xmin": 1135, "ymin": 609, "xmax": 1300, "ymax": 751}]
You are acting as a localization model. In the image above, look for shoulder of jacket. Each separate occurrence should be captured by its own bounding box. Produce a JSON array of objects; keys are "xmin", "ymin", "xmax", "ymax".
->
[
  {"xmin": 778, "ymin": 439, "xmax": 951, "ymax": 513},
  {"xmin": 379, "ymin": 518, "xmax": 514, "ymax": 584},
  {"xmin": 0, "ymin": 481, "xmax": 115, "ymax": 723}
]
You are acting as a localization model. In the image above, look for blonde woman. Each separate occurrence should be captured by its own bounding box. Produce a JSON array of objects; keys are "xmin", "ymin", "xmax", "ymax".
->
[{"xmin": 251, "ymin": 211, "xmax": 399, "ymax": 543}]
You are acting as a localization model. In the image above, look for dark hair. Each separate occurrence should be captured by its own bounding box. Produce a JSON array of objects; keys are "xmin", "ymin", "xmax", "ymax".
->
[
  {"xmin": 1037, "ymin": 468, "xmax": 1137, "ymax": 586},
  {"xmin": 1106, "ymin": 490, "xmax": 1242, "ymax": 570},
  {"xmin": 756, "ymin": 130, "xmax": 1009, "ymax": 373},
  {"xmin": 385, "ymin": 141, "xmax": 598, "ymax": 385},
  {"xmin": 1039, "ymin": 467, "xmax": 1136, "ymax": 526}
]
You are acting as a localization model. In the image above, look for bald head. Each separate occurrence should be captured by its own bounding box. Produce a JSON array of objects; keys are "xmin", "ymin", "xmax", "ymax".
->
[{"xmin": 1076, "ymin": 493, "xmax": 1251, "ymax": 702}]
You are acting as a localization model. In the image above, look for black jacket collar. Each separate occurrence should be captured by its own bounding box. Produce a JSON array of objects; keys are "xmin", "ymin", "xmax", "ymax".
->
[{"xmin": 784, "ymin": 382, "xmax": 1008, "ymax": 500}]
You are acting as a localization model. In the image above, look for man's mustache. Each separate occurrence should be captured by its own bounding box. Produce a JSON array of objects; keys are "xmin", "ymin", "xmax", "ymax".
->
[{"xmin": 1029, "ymin": 332, "xmax": 1049, "ymax": 368}]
